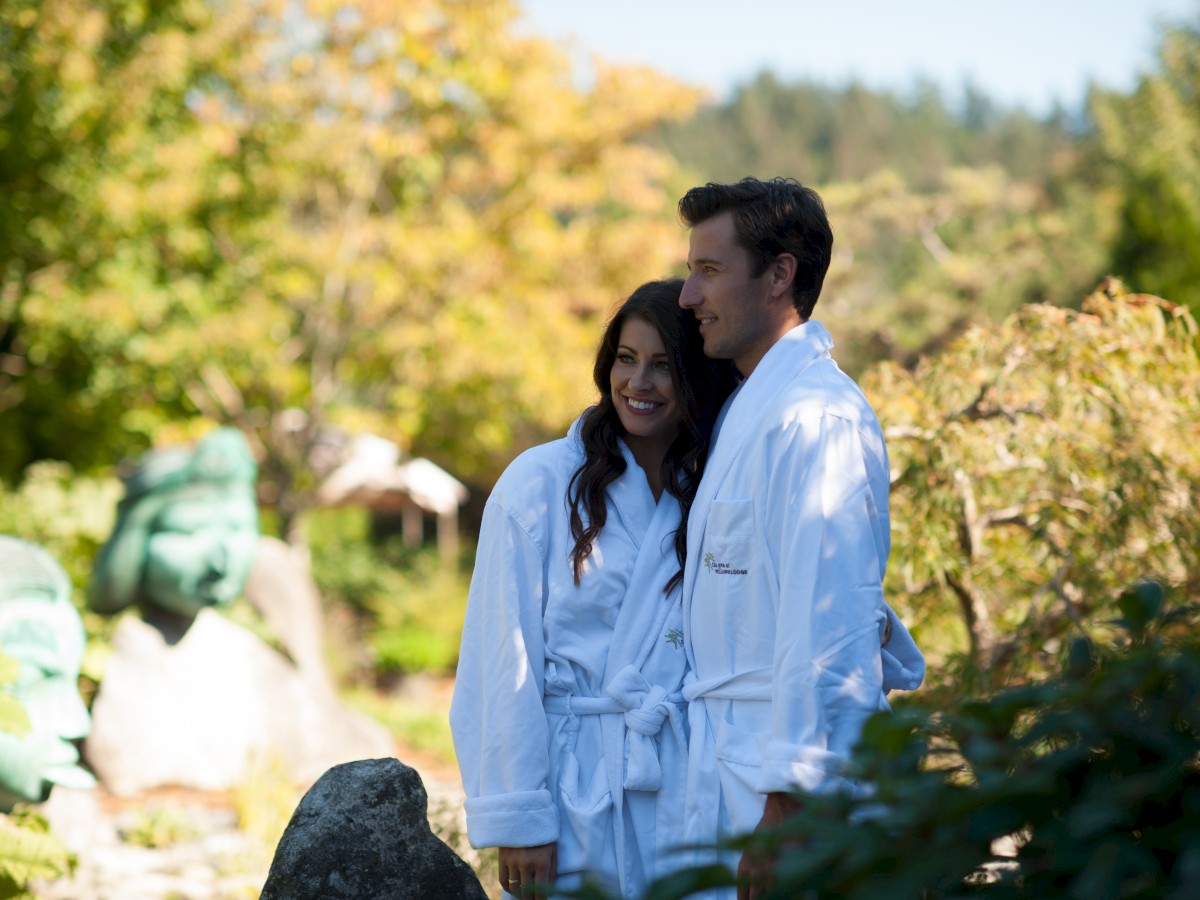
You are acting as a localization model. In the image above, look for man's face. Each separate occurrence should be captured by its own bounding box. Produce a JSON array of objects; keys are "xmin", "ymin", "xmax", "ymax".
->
[{"xmin": 680, "ymin": 211, "xmax": 786, "ymax": 376}]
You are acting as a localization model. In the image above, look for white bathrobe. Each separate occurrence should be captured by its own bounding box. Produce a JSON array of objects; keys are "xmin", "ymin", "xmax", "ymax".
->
[
  {"xmin": 450, "ymin": 423, "xmax": 690, "ymax": 899},
  {"xmin": 681, "ymin": 321, "xmax": 925, "ymax": 863}
]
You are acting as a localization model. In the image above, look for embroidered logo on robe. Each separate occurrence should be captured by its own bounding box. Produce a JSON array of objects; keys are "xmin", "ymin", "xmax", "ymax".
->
[
  {"xmin": 664, "ymin": 628, "xmax": 684, "ymax": 649},
  {"xmin": 703, "ymin": 551, "xmax": 747, "ymax": 575}
]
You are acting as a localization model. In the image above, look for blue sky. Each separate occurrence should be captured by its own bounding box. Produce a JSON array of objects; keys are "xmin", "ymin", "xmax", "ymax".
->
[{"xmin": 517, "ymin": 0, "xmax": 1198, "ymax": 114}]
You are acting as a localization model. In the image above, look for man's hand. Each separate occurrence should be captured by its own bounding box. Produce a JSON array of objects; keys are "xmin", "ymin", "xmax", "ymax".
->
[
  {"xmin": 498, "ymin": 842, "xmax": 557, "ymax": 900},
  {"xmin": 738, "ymin": 792, "xmax": 803, "ymax": 900}
]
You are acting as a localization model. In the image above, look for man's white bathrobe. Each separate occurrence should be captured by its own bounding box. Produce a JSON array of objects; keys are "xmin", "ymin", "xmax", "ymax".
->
[
  {"xmin": 451, "ymin": 423, "xmax": 691, "ymax": 899},
  {"xmin": 681, "ymin": 321, "xmax": 925, "ymax": 858}
]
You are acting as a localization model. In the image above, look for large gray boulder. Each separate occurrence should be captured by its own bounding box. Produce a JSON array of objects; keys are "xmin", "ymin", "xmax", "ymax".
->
[
  {"xmin": 84, "ymin": 609, "xmax": 395, "ymax": 795},
  {"xmin": 260, "ymin": 758, "xmax": 486, "ymax": 900}
]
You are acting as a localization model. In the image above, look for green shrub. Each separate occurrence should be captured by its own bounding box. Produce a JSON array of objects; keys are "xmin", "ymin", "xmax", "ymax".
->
[
  {"xmin": 307, "ymin": 509, "xmax": 471, "ymax": 677},
  {"xmin": 0, "ymin": 809, "xmax": 73, "ymax": 899},
  {"xmin": 639, "ymin": 581, "xmax": 1200, "ymax": 899}
]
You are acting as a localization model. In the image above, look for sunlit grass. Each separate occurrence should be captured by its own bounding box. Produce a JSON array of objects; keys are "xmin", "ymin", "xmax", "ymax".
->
[{"xmin": 344, "ymin": 685, "xmax": 457, "ymax": 767}]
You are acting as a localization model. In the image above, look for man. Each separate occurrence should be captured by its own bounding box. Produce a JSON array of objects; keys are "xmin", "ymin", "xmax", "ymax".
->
[{"xmin": 676, "ymin": 178, "xmax": 925, "ymax": 899}]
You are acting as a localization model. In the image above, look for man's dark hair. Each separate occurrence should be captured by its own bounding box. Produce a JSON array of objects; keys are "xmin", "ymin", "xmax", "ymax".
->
[{"xmin": 678, "ymin": 177, "xmax": 833, "ymax": 320}]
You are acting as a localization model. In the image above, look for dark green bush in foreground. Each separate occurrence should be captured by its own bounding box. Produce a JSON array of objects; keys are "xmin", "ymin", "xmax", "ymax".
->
[{"xmin": 637, "ymin": 582, "xmax": 1200, "ymax": 899}]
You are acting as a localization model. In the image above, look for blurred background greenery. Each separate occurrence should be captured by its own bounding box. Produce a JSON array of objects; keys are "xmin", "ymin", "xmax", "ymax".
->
[{"xmin": 1, "ymin": 0, "xmax": 1199, "ymax": 895}]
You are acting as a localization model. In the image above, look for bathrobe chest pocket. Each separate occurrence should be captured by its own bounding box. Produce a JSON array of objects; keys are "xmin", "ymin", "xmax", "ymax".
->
[{"xmin": 701, "ymin": 499, "xmax": 756, "ymax": 579}]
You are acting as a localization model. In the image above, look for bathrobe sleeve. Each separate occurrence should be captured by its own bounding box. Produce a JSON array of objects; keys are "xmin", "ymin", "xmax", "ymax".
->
[
  {"xmin": 758, "ymin": 409, "xmax": 892, "ymax": 796},
  {"xmin": 449, "ymin": 494, "xmax": 559, "ymax": 849}
]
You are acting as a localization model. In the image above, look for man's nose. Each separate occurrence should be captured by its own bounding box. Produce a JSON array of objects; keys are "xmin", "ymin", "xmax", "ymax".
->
[{"xmin": 680, "ymin": 276, "xmax": 701, "ymax": 308}]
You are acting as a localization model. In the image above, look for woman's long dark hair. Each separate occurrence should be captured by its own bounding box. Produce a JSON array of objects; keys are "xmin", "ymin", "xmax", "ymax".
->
[{"xmin": 567, "ymin": 278, "xmax": 738, "ymax": 593}]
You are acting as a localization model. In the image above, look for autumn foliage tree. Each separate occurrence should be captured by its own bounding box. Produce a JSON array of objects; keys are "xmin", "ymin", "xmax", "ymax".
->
[
  {"xmin": 2, "ymin": 0, "xmax": 702, "ymax": 540},
  {"xmin": 867, "ymin": 282, "xmax": 1200, "ymax": 691},
  {"xmin": 0, "ymin": 0, "xmax": 212, "ymax": 480},
  {"xmin": 817, "ymin": 164, "xmax": 1115, "ymax": 376}
]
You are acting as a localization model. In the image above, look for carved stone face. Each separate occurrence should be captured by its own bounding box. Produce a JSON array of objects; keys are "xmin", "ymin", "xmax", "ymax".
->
[
  {"xmin": 89, "ymin": 427, "xmax": 260, "ymax": 617},
  {"xmin": 142, "ymin": 487, "xmax": 259, "ymax": 616},
  {"xmin": 0, "ymin": 541, "xmax": 94, "ymax": 807}
]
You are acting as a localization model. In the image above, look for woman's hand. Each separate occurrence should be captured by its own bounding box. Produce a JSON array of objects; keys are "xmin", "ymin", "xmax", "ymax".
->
[{"xmin": 498, "ymin": 843, "xmax": 557, "ymax": 899}]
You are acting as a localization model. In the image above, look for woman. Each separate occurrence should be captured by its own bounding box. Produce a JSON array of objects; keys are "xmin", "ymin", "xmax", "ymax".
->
[{"xmin": 450, "ymin": 279, "xmax": 737, "ymax": 899}]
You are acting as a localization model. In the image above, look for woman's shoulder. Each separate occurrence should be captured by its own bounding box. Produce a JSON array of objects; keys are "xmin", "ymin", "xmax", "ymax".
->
[{"xmin": 488, "ymin": 436, "xmax": 582, "ymax": 513}]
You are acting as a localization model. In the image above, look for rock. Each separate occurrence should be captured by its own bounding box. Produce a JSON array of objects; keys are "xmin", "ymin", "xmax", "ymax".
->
[
  {"xmin": 260, "ymin": 758, "xmax": 486, "ymax": 900},
  {"xmin": 38, "ymin": 786, "xmax": 118, "ymax": 855},
  {"xmin": 85, "ymin": 610, "xmax": 395, "ymax": 795},
  {"xmin": 243, "ymin": 536, "xmax": 333, "ymax": 689}
]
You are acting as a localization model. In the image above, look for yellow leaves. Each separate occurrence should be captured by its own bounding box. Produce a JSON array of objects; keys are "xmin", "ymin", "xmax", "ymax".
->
[
  {"xmin": 58, "ymin": 8, "xmax": 105, "ymax": 82},
  {"xmin": 6, "ymin": 0, "xmax": 704, "ymax": 496},
  {"xmin": 878, "ymin": 289, "xmax": 1200, "ymax": 676},
  {"xmin": 590, "ymin": 59, "xmax": 705, "ymax": 133}
]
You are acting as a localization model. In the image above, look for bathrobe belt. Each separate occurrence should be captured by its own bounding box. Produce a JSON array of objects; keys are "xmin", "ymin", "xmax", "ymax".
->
[
  {"xmin": 544, "ymin": 664, "xmax": 687, "ymax": 791},
  {"xmin": 682, "ymin": 666, "xmax": 773, "ymax": 703},
  {"xmin": 682, "ymin": 613, "xmax": 924, "ymax": 702}
]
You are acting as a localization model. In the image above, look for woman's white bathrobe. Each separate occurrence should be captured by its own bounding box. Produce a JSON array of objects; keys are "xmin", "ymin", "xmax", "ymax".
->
[
  {"xmin": 680, "ymin": 321, "xmax": 926, "ymax": 860},
  {"xmin": 450, "ymin": 424, "xmax": 690, "ymax": 898}
]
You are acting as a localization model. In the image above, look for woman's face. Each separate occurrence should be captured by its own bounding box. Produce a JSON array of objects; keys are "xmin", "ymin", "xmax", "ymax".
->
[{"xmin": 609, "ymin": 317, "xmax": 683, "ymax": 443}]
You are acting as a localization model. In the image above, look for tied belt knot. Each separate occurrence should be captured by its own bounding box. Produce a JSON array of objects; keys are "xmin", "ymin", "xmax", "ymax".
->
[{"xmin": 544, "ymin": 664, "xmax": 686, "ymax": 792}]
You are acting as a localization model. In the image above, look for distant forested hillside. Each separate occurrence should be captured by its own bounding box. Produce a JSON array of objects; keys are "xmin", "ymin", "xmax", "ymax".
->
[
  {"xmin": 653, "ymin": 35, "xmax": 1200, "ymax": 376},
  {"xmin": 655, "ymin": 72, "xmax": 1079, "ymax": 190}
]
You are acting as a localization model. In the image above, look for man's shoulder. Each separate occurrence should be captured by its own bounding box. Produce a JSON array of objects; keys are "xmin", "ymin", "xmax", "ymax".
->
[{"xmin": 769, "ymin": 354, "xmax": 879, "ymax": 427}]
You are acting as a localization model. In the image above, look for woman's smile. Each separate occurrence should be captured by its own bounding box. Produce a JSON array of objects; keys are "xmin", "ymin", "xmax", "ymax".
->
[{"xmin": 610, "ymin": 317, "xmax": 683, "ymax": 442}]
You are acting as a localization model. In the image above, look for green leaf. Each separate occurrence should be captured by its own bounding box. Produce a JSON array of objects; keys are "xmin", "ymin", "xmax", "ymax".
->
[{"xmin": 0, "ymin": 813, "xmax": 72, "ymax": 892}]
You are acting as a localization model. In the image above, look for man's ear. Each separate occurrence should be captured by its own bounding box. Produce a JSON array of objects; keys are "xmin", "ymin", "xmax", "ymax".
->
[{"xmin": 768, "ymin": 253, "xmax": 798, "ymax": 301}]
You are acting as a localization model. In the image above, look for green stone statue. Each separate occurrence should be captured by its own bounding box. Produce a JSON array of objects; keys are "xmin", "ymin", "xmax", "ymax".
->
[
  {"xmin": 0, "ymin": 536, "xmax": 94, "ymax": 808},
  {"xmin": 89, "ymin": 427, "xmax": 260, "ymax": 618}
]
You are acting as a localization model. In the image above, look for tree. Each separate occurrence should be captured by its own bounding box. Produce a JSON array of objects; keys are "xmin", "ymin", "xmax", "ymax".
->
[
  {"xmin": 816, "ymin": 164, "xmax": 1116, "ymax": 377},
  {"xmin": 655, "ymin": 72, "xmax": 1079, "ymax": 191},
  {"xmin": 0, "ymin": 0, "xmax": 207, "ymax": 481},
  {"xmin": 1091, "ymin": 24, "xmax": 1200, "ymax": 317},
  {"xmin": 863, "ymin": 283, "xmax": 1200, "ymax": 689},
  {"xmin": 2, "ymin": 0, "xmax": 702, "ymax": 539}
]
